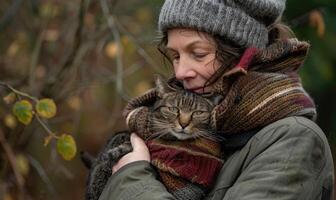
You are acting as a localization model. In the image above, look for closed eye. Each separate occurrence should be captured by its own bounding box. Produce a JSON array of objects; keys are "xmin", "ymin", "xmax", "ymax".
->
[
  {"xmin": 192, "ymin": 52, "xmax": 207, "ymax": 60},
  {"xmin": 160, "ymin": 106, "xmax": 179, "ymax": 114},
  {"xmin": 168, "ymin": 106, "xmax": 179, "ymax": 113},
  {"xmin": 192, "ymin": 111, "xmax": 208, "ymax": 116}
]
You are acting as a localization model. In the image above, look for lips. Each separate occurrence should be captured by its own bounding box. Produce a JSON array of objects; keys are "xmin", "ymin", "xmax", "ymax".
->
[{"xmin": 188, "ymin": 86, "xmax": 205, "ymax": 93}]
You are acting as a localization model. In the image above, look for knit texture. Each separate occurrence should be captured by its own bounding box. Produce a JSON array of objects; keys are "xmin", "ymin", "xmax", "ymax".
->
[
  {"xmin": 158, "ymin": 0, "xmax": 286, "ymax": 48},
  {"xmin": 147, "ymin": 139, "xmax": 223, "ymax": 199},
  {"xmin": 125, "ymin": 99, "xmax": 223, "ymax": 200},
  {"xmin": 124, "ymin": 39, "xmax": 316, "ymax": 199},
  {"xmin": 211, "ymin": 39, "xmax": 316, "ymax": 133}
]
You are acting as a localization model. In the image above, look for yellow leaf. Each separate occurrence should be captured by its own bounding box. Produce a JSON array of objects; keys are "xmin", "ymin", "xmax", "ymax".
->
[
  {"xmin": 105, "ymin": 42, "xmax": 119, "ymax": 59},
  {"xmin": 6, "ymin": 41, "xmax": 20, "ymax": 57},
  {"xmin": 44, "ymin": 29, "xmax": 59, "ymax": 42},
  {"xmin": 40, "ymin": 3, "xmax": 60, "ymax": 18},
  {"xmin": 44, "ymin": 135, "xmax": 53, "ymax": 147},
  {"xmin": 36, "ymin": 98, "xmax": 57, "ymax": 119},
  {"xmin": 3, "ymin": 92, "xmax": 16, "ymax": 104},
  {"xmin": 4, "ymin": 193, "xmax": 13, "ymax": 200},
  {"xmin": 309, "ymin": 10, "xmax": 325, "ymax": 38},
  {"xmin": 121, "ymin": 35, "xmax": 135, "ymax": 54},
  {"xmin": 36, "ymin": 65, "xmax": 46, "ymax": 79},
  {"xmin": 134, "ymin": 81, "xmax": 153, "ymax": 96},
  {"xmin": 57, "ymin": 134, "xmax": 77, "ymax": 161},
  {"xmin": 84, "ymin": 13, "xmax": 95, "ymax": 28},
  {"xmin": 12, "ymin": 100, "xmax": 33, "ymax": 125},
  {"xmin": 67, "ymin": 96, "xmax": 81, "ymax": 111},
  {"xmin": 135, "ymin": 7, "xmax": 152, "ymax": 23},
  {"xmin": 4, "ymin": 114, "xmax": 17, "ymax": 129},
  {"xmin": 16, "ymin": 154, "xmax": 30, "ymax": 177}
]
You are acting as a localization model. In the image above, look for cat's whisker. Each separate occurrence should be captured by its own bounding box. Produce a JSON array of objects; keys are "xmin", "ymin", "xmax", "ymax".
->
[
  {"xmin": 194, "ymin": 130, "xmax": 224, "ymax": 142},
  {"xmin": 145, "ymin": 131, "xmax": 165, "ymax": 141},
  {"xmin": 145, "ymin": 128, "xmax": 172, "ymax": 141}
]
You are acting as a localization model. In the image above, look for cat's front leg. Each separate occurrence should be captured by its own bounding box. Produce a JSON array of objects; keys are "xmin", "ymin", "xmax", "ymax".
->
[
  {"xmin": 125, "ymin": 106, "xmax": 152, "ymax": 140},
  {"xmin": 106, "ymin": 141, "xmax": 133, "ymax": 167}
]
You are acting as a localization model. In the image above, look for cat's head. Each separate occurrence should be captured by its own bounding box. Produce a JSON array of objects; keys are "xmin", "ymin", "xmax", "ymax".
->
[{"xmin": 149, "ymin": 76, "xmax": 221, "ymax": 141}]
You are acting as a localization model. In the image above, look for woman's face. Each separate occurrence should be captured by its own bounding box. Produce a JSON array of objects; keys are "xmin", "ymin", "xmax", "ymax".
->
[{"xmin": 166, "ymin": 28, "xmax": 221, "ymax": 94}]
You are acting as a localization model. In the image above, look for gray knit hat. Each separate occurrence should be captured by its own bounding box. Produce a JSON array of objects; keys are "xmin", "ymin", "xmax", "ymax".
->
[{"xmin": 158, "ymin": 0, "xmax": 286, "ymax": 49}]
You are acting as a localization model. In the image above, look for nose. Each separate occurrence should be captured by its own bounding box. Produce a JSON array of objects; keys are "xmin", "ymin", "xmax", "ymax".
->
[
  {"xmin": 179, "ymin": 112, "xmax": 191, "ymax": 129},
  {"xmin": 174, "ymin": 56, "xmax": 196, "ymax": 81}
]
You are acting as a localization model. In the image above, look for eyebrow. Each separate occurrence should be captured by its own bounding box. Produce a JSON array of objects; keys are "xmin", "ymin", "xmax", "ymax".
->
[{"xmin": 166, "ymin": 40, "xmax": 210, "ymax": 51}]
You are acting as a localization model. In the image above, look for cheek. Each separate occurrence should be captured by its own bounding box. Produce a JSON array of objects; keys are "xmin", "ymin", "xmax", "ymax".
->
[{"xmin": 198, "ymin": 58, "xmax": 221, "ymax": 78}]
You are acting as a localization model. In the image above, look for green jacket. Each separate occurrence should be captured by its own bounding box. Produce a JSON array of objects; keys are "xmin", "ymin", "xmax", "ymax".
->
[{"xmin": 99, "ymin": 116, "xmax": 334, "ymax": 200}]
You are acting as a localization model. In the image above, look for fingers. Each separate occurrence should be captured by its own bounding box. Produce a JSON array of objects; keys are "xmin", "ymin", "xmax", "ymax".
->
[
  {"xmin": 130, "ymin": 133, "xmax": 147, "ymax": 152},
  {"xmin": 112, "ymin": 133, "xmax": 150, "ymax": 174}
]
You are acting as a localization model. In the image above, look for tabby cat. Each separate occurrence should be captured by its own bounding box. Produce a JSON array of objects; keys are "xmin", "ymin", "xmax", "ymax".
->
[{"xmin": 81, "ymin": 77, "xmax": 222, "ymax": 200}]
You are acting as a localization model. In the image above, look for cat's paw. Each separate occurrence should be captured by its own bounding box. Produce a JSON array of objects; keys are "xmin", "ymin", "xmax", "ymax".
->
[{"xmin": 107, "ymin": 141, "xmax": 133, "ymax": 161}]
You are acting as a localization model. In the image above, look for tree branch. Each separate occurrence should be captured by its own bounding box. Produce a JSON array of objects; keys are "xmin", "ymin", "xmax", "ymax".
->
[
  {"xmin": 100, "ymin": 0, "xmax": 124, "ymax": 95},
  {"xmin": 42, "ymin": 0, "xmax": 88, "ymax": 98},
  {"xmin": 0, "ymin": 128, "xmax": 25, "ymax": 200},
  {"xmin": 0, "ymin": 81, "xmax": 38, "ymax": 102},
  {"xmin": 0, "ymin": 0, "xmax": 23, "ymax": 31}
]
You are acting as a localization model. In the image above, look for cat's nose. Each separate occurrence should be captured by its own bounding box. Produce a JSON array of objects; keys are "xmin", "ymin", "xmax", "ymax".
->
[
  {"xmin": 179, "ymin": 113, "xmax": 191, "ymax": 129},
  {"xmin": 180, "ymin": 121, "xmax": 189, "ymax": 129}
]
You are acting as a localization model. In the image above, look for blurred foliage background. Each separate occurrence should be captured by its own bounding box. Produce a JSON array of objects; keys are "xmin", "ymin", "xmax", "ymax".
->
[{"xmin": 0, "ymin": 0, "xmax": 335, "ymax": 199}]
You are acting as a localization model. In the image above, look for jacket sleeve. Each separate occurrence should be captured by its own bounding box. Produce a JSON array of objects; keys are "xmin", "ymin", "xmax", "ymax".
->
[
  {"xmin": 98, "ymin": 161, "xmax": 175, "ymax": 200},
  {"xmin": 222, "ymin": 117, "xmax": 334, "ymax": 200}
]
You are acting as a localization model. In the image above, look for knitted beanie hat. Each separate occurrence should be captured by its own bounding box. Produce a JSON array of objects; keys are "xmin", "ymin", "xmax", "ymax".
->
[{"xmin": 158, "ymin": 0, "xmax": 286, "ymax": 49}]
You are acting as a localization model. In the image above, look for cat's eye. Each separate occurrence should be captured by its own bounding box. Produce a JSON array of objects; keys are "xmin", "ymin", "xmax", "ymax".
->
[
  {"xmin": 193, "ymin": 111, "xmax": 206, "ymax": 116},
  {"xmin": 168, "ymin": 106, "xmax": 179, "ymax": 113},
  {"xmin": 160, "ymin": 106, "xmax": 179, "ymax": 114}
]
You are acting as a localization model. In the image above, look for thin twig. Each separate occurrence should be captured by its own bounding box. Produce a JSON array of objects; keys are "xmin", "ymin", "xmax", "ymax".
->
[
  {"xmin": 35, "ymin": 115, "xmax": 59, "ymax": 139},
  {"xmin": 0, "ymin": 128, "xmax": 25, "ymax": 200},
  {"xmin": 0, "ymin": 81, "xmax": 38, "ymax": 102},
  {"xmin": 57, "ymin": 0, "xmax": 86, "ymax": 78},
  {"xmin": 29, "ymin": 3, "xmax": 52, "ymax": 96},
  {"xmin": 29, "ymin": 30, "xmax": 44, "ymax": 96},
  {"xmin": 0, "ymin": 0, "xmax": 23, "ymax": 31},
  {"xmin": 100, "ymin": 0, "xmax": 124, "ymax": 95},
  {"xmin": 42, "ymin": 0, "xmax": 88, "ymax": 98},
  {"xmin": 54, "ymin": 41, "xmax": 94, "ymax": 101},
  {"xmin": 27, "ymin": 155, "xmax": 56, "ymax": 195},
  {"xmin": 114, "ymin": 18, "xmax": 162, "ymax": 73},
  {"xmin": 288, "ymin": 8, "xmax": 324, "ymax": 27}
]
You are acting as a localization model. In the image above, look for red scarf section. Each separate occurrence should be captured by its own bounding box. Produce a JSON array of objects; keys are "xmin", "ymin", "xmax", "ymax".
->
[{"xmin": 146, "ymin": 139, "xmax": 223, "ymax": 188}]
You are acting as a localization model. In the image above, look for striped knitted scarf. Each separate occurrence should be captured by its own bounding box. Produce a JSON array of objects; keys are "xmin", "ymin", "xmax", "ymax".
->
[
  {"xmin": 124, "ymin": 39, "xmax": 316, "ymax": 199},
  {"xmin": 147, "ymin": 138, "xmax": 222, "ymax": 199}
]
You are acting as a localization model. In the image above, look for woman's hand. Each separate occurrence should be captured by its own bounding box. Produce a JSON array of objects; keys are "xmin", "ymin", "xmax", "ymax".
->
[{"xmin": 112, "ymin": 133, "xmax": 150, "ymax": 174}]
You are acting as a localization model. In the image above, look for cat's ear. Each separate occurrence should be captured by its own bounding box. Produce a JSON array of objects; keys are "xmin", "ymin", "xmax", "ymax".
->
[{"xmin": 155, "ymin": 74, "xmax": 174, "ymax": 98}]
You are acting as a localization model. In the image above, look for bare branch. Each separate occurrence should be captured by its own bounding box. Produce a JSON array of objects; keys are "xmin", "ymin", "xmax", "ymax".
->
[
  {"xmin": 42, "ymin": 0, "xmax": 88, "ymax": 98},
  {"xmin": 29, "ymin": 30, "xmax": 44, "ymax": 96},
  {"xmin": 27, "ymin": 155, "xmax": 56, "ymax": 195},
  {"xmin": 0, "ymin": 0, "xmax": 23, "ymax": 31},
  {"xmin": 100, "ymin": 0, "xmax": 124, "ymax": 95},
  {"xmin": 114, "ymin": 18, "xmax": 162, "ymax": 73},
  {"xmin": 0, "ymin": 128, "xmax": 25, "ymax": 200},
  {"xmin": 0, "ymin": 81, "xmax": 38, "ymax": 102}
]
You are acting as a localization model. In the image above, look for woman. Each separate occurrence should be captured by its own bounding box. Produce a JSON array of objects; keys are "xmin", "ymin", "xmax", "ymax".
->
[{"xmin": 99, "ymin": 0, "xmax": 335, "ymax": 199}]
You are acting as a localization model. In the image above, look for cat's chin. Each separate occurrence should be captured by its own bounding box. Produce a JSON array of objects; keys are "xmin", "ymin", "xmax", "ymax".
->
[{"xmin": 162, "ymin": 132, "xmax": 194, "ymax": 141}]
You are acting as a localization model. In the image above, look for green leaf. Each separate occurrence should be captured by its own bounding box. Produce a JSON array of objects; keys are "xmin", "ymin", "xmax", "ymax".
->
[
  {"xmin": 36, "ymin": 98, "xmax": 57, "ymax": 119},
  {"xmin": 57, "ymin": 134, "xmax": 77, "ymax": 161},
  {"xmin": 12, "ymin": 100, "xmax": 33, "ymax": 125}
]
